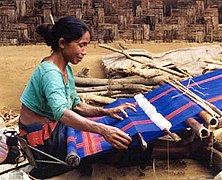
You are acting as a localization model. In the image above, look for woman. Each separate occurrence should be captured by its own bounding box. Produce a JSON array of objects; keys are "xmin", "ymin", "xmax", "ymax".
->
[{"xmin": 19, "ymin": 16, "xmax": 136, "ymax": 177}]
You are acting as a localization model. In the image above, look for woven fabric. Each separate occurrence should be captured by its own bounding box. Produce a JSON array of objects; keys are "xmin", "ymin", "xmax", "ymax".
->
[{"xmin": 68, "ymin": 69, "xmax": 222, "ymax": 158}]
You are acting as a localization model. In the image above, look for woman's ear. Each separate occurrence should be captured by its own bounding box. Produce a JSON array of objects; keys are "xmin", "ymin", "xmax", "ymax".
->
[{"xmin": 58, "ymin": 38, "xmax": 65, "ymax": 49}]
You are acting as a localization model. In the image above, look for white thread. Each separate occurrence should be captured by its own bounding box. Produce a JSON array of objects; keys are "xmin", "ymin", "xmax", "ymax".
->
[{"xmin": 134, "ymin": 93, "xmax": 172, "ymax": 130}]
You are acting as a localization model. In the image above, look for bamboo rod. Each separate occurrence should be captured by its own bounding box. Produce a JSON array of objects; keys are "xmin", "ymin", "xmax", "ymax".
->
[
  {"xmin": 185, "ymin": 117, "xmax": 210, "ymax": 138},
  {"xmin": 198, "ymin": 110, "xmax": 219, "ymax": 127},
  {"xmin": 166, "ymin": 80, "xmax": 218, "ymax": 117},
  {"xmin": 171, "ymin": 79, "xmax": 222, "ymax": 117}
]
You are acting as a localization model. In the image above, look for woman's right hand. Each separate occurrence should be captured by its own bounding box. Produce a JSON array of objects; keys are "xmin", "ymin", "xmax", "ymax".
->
[{"xmin": 100, "ymin": 125, "xmax": 132, "ymax": 149}]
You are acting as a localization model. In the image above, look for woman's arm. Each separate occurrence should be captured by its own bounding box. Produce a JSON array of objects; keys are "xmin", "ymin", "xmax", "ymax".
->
[
  {"xmin": 60, "ymin": 109, "xmax": 132, "ymax": 149},
  {"xmin": 73, "ymin": 102, "xmax": 136, "ymax": 120}
]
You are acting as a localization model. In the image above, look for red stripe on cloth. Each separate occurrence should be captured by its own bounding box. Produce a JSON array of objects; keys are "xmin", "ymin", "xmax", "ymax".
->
[
  {"xmin": 189, "ymin": 74, "xmax": 222, "ymax": 87},
  {"xmin": 80, "ymin": 132, "xmax": 102, "ymax": 156},
  {"xmin": 82, "ymin": 132, "xmax": 90, "ymax": 155},
  {"xmin": 122, "ymin": 119, "xmax": 152, "ymax": 132},
  {"xmin": 27, "ymin": 131, "xmax": 44, "ymax": 146},
  {"xmin": 77, "ymin": 136, "xmax": 104, "ymax": 149},
  {"xmin": 166, "ymin": 102, "xmax": 195, "ymax": 120},
  {"xmin": 27, "ymin": 122, "xmax": 58, "ymax": 147},
  {"xmin": 67, "ymin": 136, "xmax": 76, "ymax": 143},
  {"xmin": 209, "ymin": 95, "xmax": 222, "ymax": 103},
  {"xmin": 19, "ymin": 128, "xmax": 27, "ymax": 136},
  {"xmin": 42, "ymin": 122, "xmax": 58, "ymax": 140},
  {"xmin": 150, "ymin": 88, "xmax": 174, "ymax": 103}
]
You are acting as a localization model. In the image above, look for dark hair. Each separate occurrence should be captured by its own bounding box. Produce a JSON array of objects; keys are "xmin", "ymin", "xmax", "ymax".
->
[{"xmin": 36, "ymin": 16, "xmax": 90, "ymax": 51}]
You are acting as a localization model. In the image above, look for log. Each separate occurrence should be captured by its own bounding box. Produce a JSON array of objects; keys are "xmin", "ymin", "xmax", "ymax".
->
[
  {"xmin": 79, "ymin": 94, "xmax": 115, "ymax": 104},
  {"xmin": 110, "ymin": 94, "xmax": 141, "ymax": 98},
  {"xmin": 74, "ymin": 75, "xmax": 157, "ymax": 86},
  {"xmin": 78, "ymin": 90, "xmax": 123, "ymax": 96},
  {"xmin": 123, "ymin": 66, "xmax": 162, "ymax": 79},
  {"xmin": 76, "ymin": 84, "xmax": 153, "ymax": 93}
]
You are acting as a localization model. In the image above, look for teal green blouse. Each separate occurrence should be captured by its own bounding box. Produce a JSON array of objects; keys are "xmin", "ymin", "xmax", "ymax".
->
[{"xmin": 20, "ymin": 61, "xmax": 81, "ymax": 121}]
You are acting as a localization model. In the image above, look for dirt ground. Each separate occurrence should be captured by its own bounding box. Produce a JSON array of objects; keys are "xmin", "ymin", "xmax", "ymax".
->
[{"xmin": 0, "ymin": 41, "xmax": 220, "ymax": 179}]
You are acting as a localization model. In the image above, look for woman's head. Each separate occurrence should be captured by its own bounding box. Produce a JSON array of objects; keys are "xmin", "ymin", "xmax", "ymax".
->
[{"xmin": 36, "ymin": 16, "xmax": 90, "ymax": 51}]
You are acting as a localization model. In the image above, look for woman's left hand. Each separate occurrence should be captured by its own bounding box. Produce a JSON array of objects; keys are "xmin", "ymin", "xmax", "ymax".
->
[{"xmin": 106, "ymin": 102, "xmax": 137, "ymax": 120}]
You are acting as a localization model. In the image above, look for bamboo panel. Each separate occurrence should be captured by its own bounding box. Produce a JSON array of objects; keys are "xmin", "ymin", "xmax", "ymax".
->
[
  {"xmin": 171, "ymin": 9, "xmax": 187, "ymax": 17},
  {"xmin": 94, "ymin": 2, "xmax": 104, "ymax": 8},
  {"xmin": 204, "ymin": 8, "xmax": 219, "ymax": 17},
  {"xmin": 1, "ymin": 0, "xmax": 222, "ymax": 44},
  {"xmin": 104, "ymin": 16, "xmax": 118, "ymax": 24},
  {"xmin": 163, "ymin": 17, "xmax": 178, "ymax": 24},
  {"xmin": 8, "ymin": 23, "xmax": 27, "ymax": 29},
  {"xmin": 97, "ymin": 7, "xmax": 105, "ymax": 23},
  {"xmin": 133, "ymin": 17, "xmax": 146, "ymax": 24},
  {"xmin": 1, "ymin": 29, "xmax": 18, "ymax": 38},
  {"xmin": 98, "ymin": 23, "xmax": 112, "ymax": 29},
  {"xmin": 118, "ymin": 1, "xmax": 133, "ymax": 9},
  {"xmin": 149, "ymin": 1, "xmax": 163, "ymax": 9}
]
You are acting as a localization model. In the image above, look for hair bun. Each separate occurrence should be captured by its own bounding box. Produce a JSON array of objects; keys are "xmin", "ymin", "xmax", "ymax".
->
[{"xmin": 36, "ymin": 24, "xmax": 53, "ymax": 46}]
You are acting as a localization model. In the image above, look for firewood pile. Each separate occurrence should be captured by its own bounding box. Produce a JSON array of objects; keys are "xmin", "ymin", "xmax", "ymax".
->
[
  {"xmin": 0, "ymin": 110, "xmax": 19, "ymax": 129},
  {"xmin": 76, "ymin": 44, "xmax": 222, "ymax": 105}
]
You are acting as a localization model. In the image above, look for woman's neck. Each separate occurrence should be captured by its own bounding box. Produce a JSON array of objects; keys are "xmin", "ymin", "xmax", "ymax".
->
[{"xmin": 47, "ymin": 50, "xmax": 67, "ymax": 73}]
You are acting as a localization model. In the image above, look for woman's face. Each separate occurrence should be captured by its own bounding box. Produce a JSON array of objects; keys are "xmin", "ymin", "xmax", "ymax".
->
[{"xmin": 61, "ymin": 31, "xmax": 90, "ymax": 65}]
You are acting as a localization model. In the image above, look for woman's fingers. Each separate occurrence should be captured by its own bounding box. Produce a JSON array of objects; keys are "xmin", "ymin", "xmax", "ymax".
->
[
  {"xmin": 124, "ymin": 102, "xmax": 137, "ymax": 112},
  {"xmin": 103, "ymin": 126, "xmax": 132, "ymax": 149},
  {"xmin": 113, "ymin": 140, "xmax": 129, "ymax": 149},
  {"xmin": 117, "ymin": 103, "xmax": 137, "ymax": 119},
  {"xmin": 112, "ymin": 130, "xmax": 132, "ymax": 149}
]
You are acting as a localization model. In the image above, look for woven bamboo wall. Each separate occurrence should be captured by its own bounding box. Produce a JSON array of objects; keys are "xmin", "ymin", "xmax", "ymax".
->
[{"xmin": 0, "ymin": 0, "xmax": 222, "ymax": 45}]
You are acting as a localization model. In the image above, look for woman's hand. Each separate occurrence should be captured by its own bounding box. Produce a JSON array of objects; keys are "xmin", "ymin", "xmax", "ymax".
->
[
  {"xmin": 101, "ymin": 124, "xmax": 132, "ymax": 149},
  {"xmin": 105, "ymin": 102, "xmax": 137, "ymax": 120}
]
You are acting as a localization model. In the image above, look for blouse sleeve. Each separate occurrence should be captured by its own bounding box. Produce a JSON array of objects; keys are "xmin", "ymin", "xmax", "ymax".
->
[{"xmin": 42, "ymin": 70, "xmax": 69, "ymax": 121}]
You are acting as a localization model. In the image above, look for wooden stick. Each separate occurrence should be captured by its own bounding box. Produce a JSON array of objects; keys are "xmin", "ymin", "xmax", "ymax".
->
[
  {"xmin": 99, "ymin": 43, "xmax": 139, "ymax": 61},
  {"xmin": 171, "ymin": 79, "xmax": 222, "ymax": 117},
  {"xmin": 163, "ymin": 128, "xmax": 181, "ymax": 142},
  {"xmin": 138, "ymin": 133, "xmax": 147, "ymax": 150},
  {"xmin": 166, "ymin": 80, "xmax": 218, "ymax": 117},
  {"xmin": 144, "ymin": 63, "xmax": 186, "ymax": 77}
]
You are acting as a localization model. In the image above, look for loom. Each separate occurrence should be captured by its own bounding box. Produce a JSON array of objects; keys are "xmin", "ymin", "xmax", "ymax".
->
[{"xmin": 66, "ymin": 69, "xmax": 222, "ymax": 166}]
